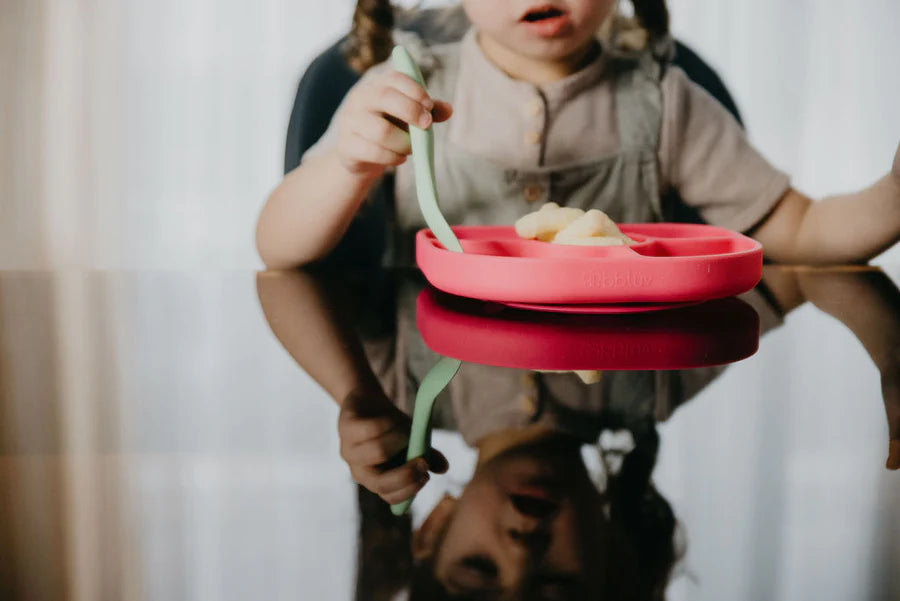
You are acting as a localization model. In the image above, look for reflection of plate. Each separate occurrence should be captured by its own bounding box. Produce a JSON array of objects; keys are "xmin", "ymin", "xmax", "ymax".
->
[
  {"xmin": 416, "ymin": 287, "xmax": 760, "ymax": 371},
  {"xmin": 503, "ymin": 300, "xmax": 701, "ymax": 314}
]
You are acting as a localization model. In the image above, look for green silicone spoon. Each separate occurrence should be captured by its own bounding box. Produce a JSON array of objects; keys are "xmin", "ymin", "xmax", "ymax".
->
[
  {"xmin": 390, "ymin": 45, "xmax": 463, "ymax": 253},
  {"xmin": 391, "ymin": 355, "xmax": 462, "ymax": 516}
]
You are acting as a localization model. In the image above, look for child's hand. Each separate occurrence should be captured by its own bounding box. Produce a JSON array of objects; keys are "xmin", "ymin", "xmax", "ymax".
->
[
  {"xmin": 334, "ymin": 71, "xmax": 453, "ymax": 176},
  {"xmin": 338, "ymin": 387, "xmax": 449, "ymax": 504}
]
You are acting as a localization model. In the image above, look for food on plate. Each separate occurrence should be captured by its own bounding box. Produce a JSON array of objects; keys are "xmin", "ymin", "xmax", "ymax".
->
[
  {"xmin": 514, "ymin": 202, "xmax": 584, "ymax": 241},
  {"xmin": 515, "ymin": 203, "xmax": 635, "ymax": 246}
]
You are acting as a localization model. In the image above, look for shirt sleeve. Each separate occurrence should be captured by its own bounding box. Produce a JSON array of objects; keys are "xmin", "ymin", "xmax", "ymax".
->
[{"xmin": 658, "ymin": 66, "xmax": 791, "ymax": 232}]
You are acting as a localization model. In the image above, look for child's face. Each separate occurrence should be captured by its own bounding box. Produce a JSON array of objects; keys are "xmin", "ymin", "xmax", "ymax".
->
[
  {"xmin": 462, "ymin": 0, "xmax": 614, "ymax": 61},
  {"xmin": 415, "ymin": 438, "xmax": 608, "ymax": 597}
]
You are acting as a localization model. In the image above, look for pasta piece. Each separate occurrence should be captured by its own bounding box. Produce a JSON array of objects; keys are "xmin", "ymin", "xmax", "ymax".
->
[
  {"xmin": 515, "ymin": 202, "xmax": 584, "ymax": 241},
  {"xmin": 515, "ymin": 205, "xmax": 634, "ymax": 246}
]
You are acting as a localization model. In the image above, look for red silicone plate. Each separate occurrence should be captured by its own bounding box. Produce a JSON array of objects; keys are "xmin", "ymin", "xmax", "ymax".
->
[
  {"xmin": 416, "ymin": 223, "xmax": 763, "ymax": 306},
  {"xmin": 416, "ymin": 288, "xmax": 760, "ymax": 370}
]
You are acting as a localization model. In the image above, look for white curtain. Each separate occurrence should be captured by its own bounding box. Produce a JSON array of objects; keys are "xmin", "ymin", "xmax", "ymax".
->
[{"xmin": 2, "ymin": 0, "xmax": 355, "ymax": 269}]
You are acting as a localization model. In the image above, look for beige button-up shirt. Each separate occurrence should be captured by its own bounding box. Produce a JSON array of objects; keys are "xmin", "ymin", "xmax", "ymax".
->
[{"xmin": 308, "ymin": 29, "xmax": 791, "ymax": 233}]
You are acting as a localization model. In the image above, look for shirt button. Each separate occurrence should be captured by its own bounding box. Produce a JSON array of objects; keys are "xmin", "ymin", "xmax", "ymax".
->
[
  {"xmin": 525, "ymin": 98, "xmax": 543, "ymax": 118},
  {"xmin": 523, "ymin": 183, "xmax": 544, "ymax": 203},
  {"xmin": 524, "ymin": 131, "xmax": 542, "ymax": 145}
]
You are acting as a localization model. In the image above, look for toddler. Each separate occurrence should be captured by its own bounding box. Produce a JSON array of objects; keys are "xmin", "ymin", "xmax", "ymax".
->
[{"xmin": 256, "ymin": 0, "xmax": 900, "ymax": 268}]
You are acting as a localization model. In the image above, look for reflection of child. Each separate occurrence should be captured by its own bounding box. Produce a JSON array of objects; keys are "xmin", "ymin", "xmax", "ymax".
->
[
  {"xmin": 256, "ymin": 263, "xmax": 900, "ymax": 598},
  {"xmin": 340, "ymin": 277, "xmax": 720, "ymax": 598},
  {"xmin": 353, "ymin": 425, "xmax": 677, "ymax": 600},
  {"xmin": 257, "ymin": 1, "xmax": 900, "ymax": 268},
  {"xmin": 256, "ymin": 268, "xmax": 683, "ymax": 597}
]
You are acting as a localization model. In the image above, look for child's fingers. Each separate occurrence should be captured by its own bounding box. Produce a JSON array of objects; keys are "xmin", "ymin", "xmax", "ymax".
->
[
  {"xmin": 342, "ymin": 133, "xmax": 407, "ymax": 169},
  {"xmin": 381, "ymin": 477, "xmax": 429, "ymax": 506},
  {"xmin": 343, "ymin": 429, "xmax": 409, "ymax": 466},
  {"xmin": 338, "ymin": 414, "xmax": 398, "ymax": 443},
  {"xmin": 425, "ymin": 448, "xmax": 450, "ymax": 474},
  {"xmin": 431, "ymin": 100, "xmax": 453, "ymax": 123},
  {"xmin": 358, "ymin": 458, "xmax": 430, "ymax": 501},
  {"xmin": 371, "ymin": 86, "xmax": 433, "ymax": 130},
  {"xmin": 354, "ymin": 114, "xmax": 412, "ymax": 155},
  {"xmin": 383, "ymin": 71, "xmax": 434, "ymax": 110},
  {"xmin": 888, "ymin": 440, "xmax": 900, "ymax": 471}
]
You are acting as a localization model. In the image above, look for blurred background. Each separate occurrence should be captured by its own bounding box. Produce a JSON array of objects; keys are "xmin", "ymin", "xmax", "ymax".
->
[
  {"xmin": 1, "ymin": 2, "xmax": 899, "ymax": 601},
  {"xmin": 2, "ymin": 0, "xmax": 899, "ymax": 269}
]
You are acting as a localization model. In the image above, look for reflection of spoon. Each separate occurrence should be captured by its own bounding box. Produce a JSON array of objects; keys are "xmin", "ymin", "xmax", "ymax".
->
[
  {"xmin": 391, "ymin": 355, "xmax": 462, "ymax": 516},
  {"xmin": 390, "ymin": 46, "xmax": 463, "ymax": 253}
]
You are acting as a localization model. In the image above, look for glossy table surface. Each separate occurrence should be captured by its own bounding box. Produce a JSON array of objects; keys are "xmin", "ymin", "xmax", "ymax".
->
[{"xmin": 1, "ymin": 266, "xmax": 898, "ymax": 601}]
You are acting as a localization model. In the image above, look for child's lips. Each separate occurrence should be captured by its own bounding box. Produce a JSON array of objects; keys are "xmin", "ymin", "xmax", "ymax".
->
[{"xmin": 519, "ymin": 4, "xmax": 572, "ymax": 38}]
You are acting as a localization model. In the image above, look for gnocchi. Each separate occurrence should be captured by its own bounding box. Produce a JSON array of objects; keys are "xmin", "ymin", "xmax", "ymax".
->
[
  {"xmin": 514, "ymin": 203, "xmax": 635, "ymax": 246},
  {"xmin": 514, "ymin": 202, "xmax": 584, "ymax": 241}
]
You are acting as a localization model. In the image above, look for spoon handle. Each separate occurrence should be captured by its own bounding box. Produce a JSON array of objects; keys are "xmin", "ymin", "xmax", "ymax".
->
[
  {"xmin": 390, "ymin": 46, "xmax": 463, "ymax": 253},
  {"xmin": 390, "ymin": 356, "xmax": 462, "ymax": 516}
]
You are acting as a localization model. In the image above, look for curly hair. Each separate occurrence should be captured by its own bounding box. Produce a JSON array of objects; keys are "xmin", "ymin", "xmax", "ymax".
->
[
  {"xmin": 345, "ymin": 0, "xmax": 395, "ymax": 73},
  {"xmin": 631, "ymin": 0, "xmax": 670, "ymax": 40},
  {"xmin": 605, "ymin": 416, "xmax": 680, "ymax": 601}
]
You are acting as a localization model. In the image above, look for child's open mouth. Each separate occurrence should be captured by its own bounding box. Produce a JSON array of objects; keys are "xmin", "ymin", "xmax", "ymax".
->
[{"xmin": 519, "ymin": 4, "xmax": 572, "ymax": 38}]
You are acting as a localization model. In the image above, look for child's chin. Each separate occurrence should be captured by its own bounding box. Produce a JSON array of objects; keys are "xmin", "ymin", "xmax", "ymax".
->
[{"xmin": 514, "ymin": 34, "xmax": 596, "ymax": 60}]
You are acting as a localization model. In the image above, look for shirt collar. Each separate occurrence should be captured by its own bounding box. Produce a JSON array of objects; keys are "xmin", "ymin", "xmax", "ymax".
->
[
  {"xmin": 459, "ymin": 28, "xmax": 607, "ymax": 103},
  {"xmin": 448, "ymin": 28, "xmax": 609, "ymax": 163}
]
